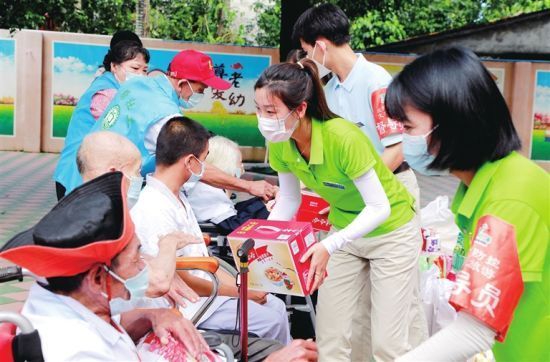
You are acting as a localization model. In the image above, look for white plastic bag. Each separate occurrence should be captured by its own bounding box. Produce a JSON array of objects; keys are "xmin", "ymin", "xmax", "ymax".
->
[
  {"xmin": 419, "ymin": 265, "xmax": 457, "ymax": 336},
  {"xmin": 420, "ymin": 196, "xmax": 460, "ymax": 254}
]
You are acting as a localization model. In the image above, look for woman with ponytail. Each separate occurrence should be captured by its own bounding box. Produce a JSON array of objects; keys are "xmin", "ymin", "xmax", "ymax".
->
[
  {"xmin": 54, "ymin": 36, "xmax": 149, "ymax": 199},
  {"xmin": 254, "ymin": 59, "xmax": 423, "ymax": 361}
]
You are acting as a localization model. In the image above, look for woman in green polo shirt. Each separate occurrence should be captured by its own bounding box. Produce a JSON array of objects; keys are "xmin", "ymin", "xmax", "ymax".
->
[
  {"xmin": 386, "ymin": 47, "xmax": 549, "ymax": 362},
  {"xmin": 254, "ymin": 59, "xmax": 424, "ymax": 360}
]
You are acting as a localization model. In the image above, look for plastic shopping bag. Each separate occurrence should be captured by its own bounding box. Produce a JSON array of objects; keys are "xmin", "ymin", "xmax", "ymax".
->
[
  {"xmin": 419, "ymin": 265, "xmax": 457, "ymax": 336},
  {"xmin": 420, "ymin": 196, "xmax": 460, "ymax": 254}
]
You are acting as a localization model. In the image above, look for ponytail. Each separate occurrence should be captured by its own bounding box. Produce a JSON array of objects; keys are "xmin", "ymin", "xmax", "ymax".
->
[{"xmin": 254, "ymin": 59, "xmax": 338, "ymax": 121}]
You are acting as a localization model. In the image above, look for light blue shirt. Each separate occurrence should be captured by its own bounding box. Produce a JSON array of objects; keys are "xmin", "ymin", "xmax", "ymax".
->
[{"xmin": 324, "ymin": 54, "xmax": 402, "ymax": 155}]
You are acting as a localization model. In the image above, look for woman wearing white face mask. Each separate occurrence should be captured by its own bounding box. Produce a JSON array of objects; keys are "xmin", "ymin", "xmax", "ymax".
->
[
  {"xmin": 54, "ymin": 39, "xmax": 150, "ymax": 200},
  {"xmin": 254, "ymin": 59, "xmax": 423, "ymax": 361},
  {"xmin": 386, "ymin": 47, "xmax": 549, "ymax": 362}
]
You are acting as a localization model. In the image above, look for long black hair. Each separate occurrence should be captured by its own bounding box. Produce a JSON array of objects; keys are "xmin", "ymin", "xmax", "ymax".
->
[
  {"xmin": 254, "ymin": 58, "xmax": 338, "ymax": 122},
  {"xmin": 385, "ymin": 47, "xmax": 521, "ymax": 171}
]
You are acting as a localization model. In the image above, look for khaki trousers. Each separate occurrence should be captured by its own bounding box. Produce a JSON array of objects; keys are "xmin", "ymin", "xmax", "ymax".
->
[{"xmin": 316, "ymin": 210, "xmax": 424, "ymax": 361}]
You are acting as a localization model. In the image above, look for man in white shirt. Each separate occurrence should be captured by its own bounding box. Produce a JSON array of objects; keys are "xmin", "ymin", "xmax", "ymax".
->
[
  {"xmin": 77, "ymin": 130, "xmax": 202, "ymax": 307},
  {"xmin": 292, "ymin": 3, "xmax": 427, "ymax": 360},
  {"xmin": 0, "ymin": 172, "xmax": 209, "ymax": 361},
  {"xmin": 131, "ymin": 116, "xmax": 291, "ymax": 345}
]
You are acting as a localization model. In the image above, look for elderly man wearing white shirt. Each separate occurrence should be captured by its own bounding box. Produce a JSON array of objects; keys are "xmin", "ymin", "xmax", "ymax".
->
[
  {"xmin": 0, "ymin": 172, "xmax": 209, "ymax": 361},
  {"xmin": 131, "ymin": 116, "xmax": 291, "ymax": 346}
]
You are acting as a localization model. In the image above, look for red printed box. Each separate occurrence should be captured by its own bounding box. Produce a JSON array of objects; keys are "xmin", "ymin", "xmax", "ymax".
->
[
  {"xmin": 295, "ymin": 190, "xmax": 332, "ymax": 232},
  {"xmin": 228, "ymin": 219, "xmax": 318, "ymax": 296}
]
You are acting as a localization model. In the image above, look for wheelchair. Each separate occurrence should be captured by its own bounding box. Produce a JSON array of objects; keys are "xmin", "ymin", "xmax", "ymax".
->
[{"xmin": 0, "ymin": 260, "xmax": 235, "ymax": 362}]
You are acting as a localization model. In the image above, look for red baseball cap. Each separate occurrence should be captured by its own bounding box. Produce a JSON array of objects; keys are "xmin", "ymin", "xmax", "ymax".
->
[
  {"xmin": 0, "ymin": 172, "xmax": 135, "ymax": 277},
  {"xmin": 168, "ymin": 50, "xmax": 231, "ymax": 91}
]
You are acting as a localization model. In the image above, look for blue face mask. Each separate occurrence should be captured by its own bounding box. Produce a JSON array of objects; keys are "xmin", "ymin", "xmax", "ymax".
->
[
  {"xmin": 103, "ymin": 264, "xmax": 150, "ymax": 315},
  {"xmin": 179, "ymin": 81, "xmax": 205, "ymax": 109},
  {"xmin": 126, "ymin": 174, "xmax": 143, "ymax": 209},
  {"xmin": 402, "ymin": 126, "xmax": 448, "ymax": 176}
]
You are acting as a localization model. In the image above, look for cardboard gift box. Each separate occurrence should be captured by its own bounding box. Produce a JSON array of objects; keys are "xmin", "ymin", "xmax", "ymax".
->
[
  {"xmin": 228, "ymin": 219, "xmax": 318, "ymax": 296},
  {"xmin": 295, "ymin": 190, "xmax": 332, "ymax": 232}
]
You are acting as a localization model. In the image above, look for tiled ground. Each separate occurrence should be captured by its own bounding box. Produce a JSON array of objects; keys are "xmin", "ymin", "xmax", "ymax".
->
[{"xmin": 0, "ymin": 151, "xmax": 458, "ymax": 312}]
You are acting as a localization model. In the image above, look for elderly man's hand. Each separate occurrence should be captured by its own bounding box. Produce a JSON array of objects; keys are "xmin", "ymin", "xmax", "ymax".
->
[
  {"xmin": 265, "ymin": 339, "xmax": 318, "ymax": 362},
  {"xmin": 248, "ymin": 180, "xmax": 277, "ymax": 201},
  {"xmin": 166, "ymin": 274, "xmax": 200, "ymax": 308},
  {"xmin": 150, "ymin": 309, "xmax": 209, "ymax": 359},
  {"xmin": 159, "ymin": 231, "xmax": 202, "ymax": 250}
]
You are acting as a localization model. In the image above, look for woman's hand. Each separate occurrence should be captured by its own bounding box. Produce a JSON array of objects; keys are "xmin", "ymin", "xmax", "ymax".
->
[{"xmin": 300, "ymin": 243, "xmax": 330, "ymax": 293}]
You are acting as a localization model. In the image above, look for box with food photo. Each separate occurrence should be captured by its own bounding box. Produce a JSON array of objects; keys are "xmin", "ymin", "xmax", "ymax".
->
[{"xmin": 228, "ymin": 219, "xmax": 318, "ymax": 296}]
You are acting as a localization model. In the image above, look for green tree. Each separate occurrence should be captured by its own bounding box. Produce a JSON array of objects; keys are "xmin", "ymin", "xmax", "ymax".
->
[
  {"xmin": 254, "ymin": 0, "xmax": 281, "ymax": 47},
  {"xmin": 0, "ymin": 0, "xmax": 83, "ymax": 32},
  {"xmin": 147, "ymin": 0, "xmax": 245, "ymax": 45},
  {"xmin": 254, "ymin": 0, "xmax": 550, "ymax": 49},
  {"xmin": 350, "ymin": 9, "xmax": 406, "ymax": 49},
  {"xmin": 77, "ymin": 0, "xmax": 136, "ymax": 35}
]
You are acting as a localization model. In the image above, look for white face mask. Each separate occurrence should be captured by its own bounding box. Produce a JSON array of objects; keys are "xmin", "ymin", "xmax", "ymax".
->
[
  {"xmin": 185, "ymin": 155, "xmax": 206, "ymax": 189},
  {"xmin": 125, "ymin": 174, "xmax": 143, "ymax": 209},
  {"xmin": 257, "ymin": 109, "xmax": 299, "ymax": 143},
  {"xmin": 179, "ymin": 81, "xmax": 205, "ymax": 109},
  {"xmin": 310, "ymin": 43, "xmax": 331, "ymax": 78}
]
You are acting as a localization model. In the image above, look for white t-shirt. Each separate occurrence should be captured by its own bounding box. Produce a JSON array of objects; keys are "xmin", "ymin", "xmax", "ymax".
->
[
  {"xmin": 22, "ymin": 283, "xmax": 140, "ymax": 361},
  {"xmin": 324, "ymin": 54, "xmax": 403, "ymax": 155},
  {"xmin": 185, "ymin": 181, "xmax": 237, "ymax": 224},
  {"xmin": 130, "ymin": 174, "xmax": 230, "ymax": 322}
]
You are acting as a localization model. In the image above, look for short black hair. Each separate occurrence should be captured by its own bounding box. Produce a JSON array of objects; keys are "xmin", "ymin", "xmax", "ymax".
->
[
  {"xmin": 385, "ymin": 47, "xmax": 521, "ymax": 172},
  {"xmin": 103, "ymin": 40, "xmax": 150, "ymax": 71},
  {"xmin": 45, "ymin": 271, "xmax": 87, "ymax": 294},
  {"xmin": 156, "ymin": 116, "xmax": 211, "ymax": 166},
  {"xmin": 292, "ymin": 3, "xmax": 350, "ymax": 46}
]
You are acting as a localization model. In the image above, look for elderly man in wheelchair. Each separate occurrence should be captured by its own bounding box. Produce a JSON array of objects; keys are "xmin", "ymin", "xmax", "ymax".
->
[{"xmin": 0, "ymin": 172, "xmax": 317, "ymax": 361}]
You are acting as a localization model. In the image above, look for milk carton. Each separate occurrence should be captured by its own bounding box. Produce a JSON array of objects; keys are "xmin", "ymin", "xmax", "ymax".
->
[{"xmin": 295, "ymin": 190, "xmax": 331, "ymax": 232}]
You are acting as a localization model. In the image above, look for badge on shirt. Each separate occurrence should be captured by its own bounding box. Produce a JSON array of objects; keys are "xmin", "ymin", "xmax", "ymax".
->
[{"xmin": 322, "ymin": 181, "xmax": 345, "ymax": 190}]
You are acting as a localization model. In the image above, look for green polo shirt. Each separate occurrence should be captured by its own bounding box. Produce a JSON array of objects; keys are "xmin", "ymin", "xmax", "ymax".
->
[
  {"xmin": 451, "ymin": 151, "xmax": 549, "ymax": 361},
  {"xmin": 269, "ymin": 117, "xmax": 415, "ymax": 237}
]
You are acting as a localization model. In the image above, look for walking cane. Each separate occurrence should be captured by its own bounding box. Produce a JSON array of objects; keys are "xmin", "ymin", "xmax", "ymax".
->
[{"xmin": 237, "ymin": 238, "xmax": 255, "ymax": 362}]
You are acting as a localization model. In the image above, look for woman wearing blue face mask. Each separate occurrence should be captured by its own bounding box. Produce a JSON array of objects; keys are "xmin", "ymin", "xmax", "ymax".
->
[
  {"xmin": 386, "ymin": 47, "xmax": 549, "ymax": 362},
  {"xmin": 254, "ymin": 59, "xmax": 424, "ymax": 360},
  {"xmin": 54, "ymin": 39, "xmax": 150, "ymax": 200}
]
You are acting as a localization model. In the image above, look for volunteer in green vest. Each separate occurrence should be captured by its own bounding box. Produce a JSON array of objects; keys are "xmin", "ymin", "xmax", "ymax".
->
[
  {"xmin": 385, "ymin": 47, "xmax": 549, "ymax": 362},
  {"xmin": 254, "ymin": 59, "xmax": 423, "ymax": 361}
]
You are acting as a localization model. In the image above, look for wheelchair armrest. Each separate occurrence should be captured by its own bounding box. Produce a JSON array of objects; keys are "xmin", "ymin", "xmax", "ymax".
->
[{"xmin": 175, "ymin": 257, "xmax": 219, "ymax": 274}]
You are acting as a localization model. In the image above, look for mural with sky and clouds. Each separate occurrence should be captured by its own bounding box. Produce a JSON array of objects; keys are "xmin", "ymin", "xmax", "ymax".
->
[
  {"xmin": 52, "ymin": 41, "xmax": 271, "ymax": 147},
  {"xmin": 531, "ymin": 70, "xmax": 550, "ymax": 161},
  {"xmin": 0, "ymin": 38, "xmax": 16, "ymax": 136}
]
